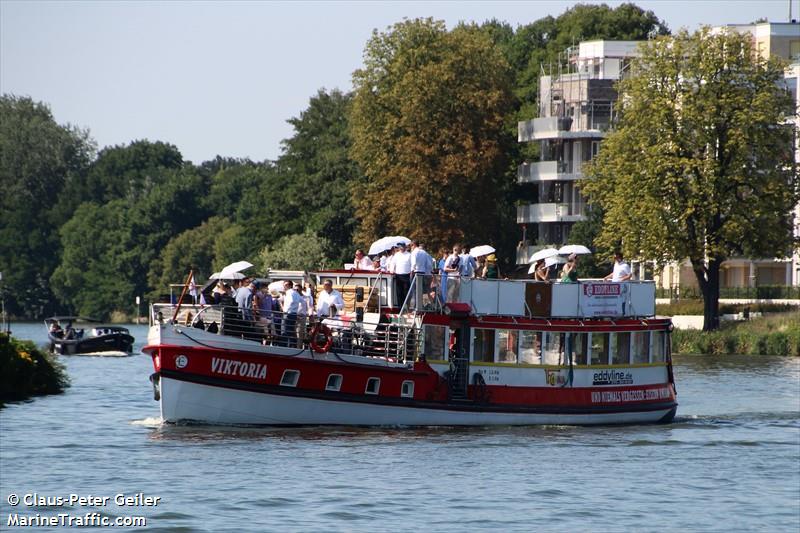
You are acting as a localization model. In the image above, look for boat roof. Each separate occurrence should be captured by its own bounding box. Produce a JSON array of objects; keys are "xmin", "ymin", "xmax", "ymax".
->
[{"xmin": 45, "ymin": 316, "xmax": 102, "ymax": 323}]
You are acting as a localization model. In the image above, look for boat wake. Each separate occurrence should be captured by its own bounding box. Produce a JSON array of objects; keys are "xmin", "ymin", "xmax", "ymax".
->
[{"xmin": 130, "ymin": 416, "xmax": 164, "ymax": 427}]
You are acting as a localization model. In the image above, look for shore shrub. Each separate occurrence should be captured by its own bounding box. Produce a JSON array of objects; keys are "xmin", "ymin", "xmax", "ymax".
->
[
  {"xmin": 670, "ymin": 311, "xmax": 800, "ymax": 356},
  {"xmin": 0, "ymin": 334, "xmax": 69, "ymax": 404}
]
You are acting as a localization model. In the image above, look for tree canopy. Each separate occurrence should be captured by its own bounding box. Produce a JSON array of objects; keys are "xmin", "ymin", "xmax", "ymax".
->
[
  {"xmin": 350, "ymin": 18, "xmax": 516, "ymax": 253},
  {"xmin": 581, "ymin": 29, "xmax": 798, "ymax": 330},
  {"xmin": 0, "ymin": 95, "xmax": 94, "ymax": 317}
]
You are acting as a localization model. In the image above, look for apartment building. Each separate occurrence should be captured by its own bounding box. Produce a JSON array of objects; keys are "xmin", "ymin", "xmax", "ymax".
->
[
  {"xmin": 516, "ymin": 40, "xmax": 641, "ymax": 264},
  {"xmin": 517, "ymin": 26, "xmax": 799, "ymax": 293}
]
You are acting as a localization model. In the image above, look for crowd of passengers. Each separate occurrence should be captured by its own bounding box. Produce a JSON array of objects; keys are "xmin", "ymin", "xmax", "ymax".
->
[
  {"xmin": 189, "ymin": 244, "xmax": 632, "ymax": 347},
  {"xmin": 199, "ymin": 277, "xmax": 349, "ymax": 348}
]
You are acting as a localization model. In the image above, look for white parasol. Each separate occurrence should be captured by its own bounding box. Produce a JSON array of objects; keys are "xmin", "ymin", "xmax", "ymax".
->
[
  {"xmin": 209, "ymin": 271, "xmax": 245, "ymax": 280},
  {"xmin": 219, "ymin": 260, "xmax": 254, "ymax": 278},
  {"xmin": 557, "ymin": 244, "xmax": 592, "ymax": 256},
  {"xmin": 469, "ymin": 245, "xmax": 495, "ymax": 258},
  {"xmin": 528, "ymin": 254, "xmax": 566, "ymax": 273},
  {"xmin": 267, "ymin": 280, "xmax": 286, "ymax": 293},
  {"xmin": 367, "ymin": 236, "xmax": 411, "ymax": 256},
  {"xmin": 529, "ymin": 247, "xmax": 560, "ymax": 263}
]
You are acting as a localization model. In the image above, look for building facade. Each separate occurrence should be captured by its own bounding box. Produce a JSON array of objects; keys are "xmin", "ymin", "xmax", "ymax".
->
[
  {"xmin": 517, "ymin": 27, "xmax": 800, "ymax": 293},
  {"xmin": 516, "ymin": 40, "xmax": 641, "ymax": 264}
]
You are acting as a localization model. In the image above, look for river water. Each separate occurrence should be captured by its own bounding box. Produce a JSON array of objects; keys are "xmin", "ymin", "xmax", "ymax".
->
[{"xmin": 1, "ymin": 322, "xmax": 798, "ymax": 532}]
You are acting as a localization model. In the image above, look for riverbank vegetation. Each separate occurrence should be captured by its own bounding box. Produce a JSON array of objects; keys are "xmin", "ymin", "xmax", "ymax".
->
[
  {"xmin": 657, "ymin": 301, "xmax": 798, "ymax": 316},
  {"xmin": 671, "ymin": 312, "xmax": 800, "ymax": 356},
  {"xmin": 0, "ymin": 334, "xmax": 69, "ymax": 405}
]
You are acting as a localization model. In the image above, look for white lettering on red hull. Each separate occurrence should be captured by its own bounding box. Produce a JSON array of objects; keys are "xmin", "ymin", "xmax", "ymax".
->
[
  {"xmin": 211, "ymin": 357, "xmax": 267, "ymax": 380},
  {"xmin": 590, "ymin": 387, "xmax": 671, "ymax": 403}
]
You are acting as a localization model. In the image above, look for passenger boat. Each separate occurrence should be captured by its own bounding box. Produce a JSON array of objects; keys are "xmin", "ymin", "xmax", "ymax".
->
[
  {"xmin": 45, "ymin": 316, "xmax": 134, "ymax": 356},
  {"xmin": 145, "ymin": 270, "xmax": 677, "ymax": 426}
]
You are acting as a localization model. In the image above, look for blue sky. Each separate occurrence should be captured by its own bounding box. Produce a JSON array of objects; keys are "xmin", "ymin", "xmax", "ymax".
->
[{"xmin": 2, "ymin": 0, "xmax": 796, "ymax": 163}]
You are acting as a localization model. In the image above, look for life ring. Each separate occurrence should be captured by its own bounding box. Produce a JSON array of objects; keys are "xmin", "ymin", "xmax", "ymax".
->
[{"xmin": 310, "ymin": 323, "xmax": 333, "ymax": 353}]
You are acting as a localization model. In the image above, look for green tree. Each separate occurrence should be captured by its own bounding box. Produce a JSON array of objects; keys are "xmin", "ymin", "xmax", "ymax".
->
[
  {"xmin": 259, "ymin": 230, "xmax": 333, "ymax": 272},
  {"xmin": 213, "ymin": 223, "xmax": 258, "ymax": 273},
  {"xmin": 581, "ymin": 29, "xmax": 798, "ymax": 331},
  {"xmin": 147, "ymin": 216, "xmax": 233, "ymax": 294},
  {"xmin": 126, "ymin": 166, "xmax": 211, "ymax": 300},
  {"xmin": 0, "ymin": 95, "xmax": 94, "ymax": 318},
  {"xmin": 50, "ymin": 201, "xmax": 134, "ymax": 318},
  {"xmin": 78, "ymin": 140, "xmax": 183, "ymax": 204},
  {"xmin": 275, "ymin": 89, "xmax": 365, "ymax": 264},
  {"xmin": 350, "ymin": 19, "xmax": 515, "ymax": 253}
]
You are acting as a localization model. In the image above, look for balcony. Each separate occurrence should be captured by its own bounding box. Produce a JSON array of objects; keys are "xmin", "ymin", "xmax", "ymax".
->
[
  {"xmin": 518, "ymin": 161, "xmax": 581, "ymax": 183},
  {"xmin": 517, "ymin": 202, "xmax": 587, "ymax": 224},
  {"xmin": 518, "ymin": 116, "xmax": 608, "ymax": 142}
]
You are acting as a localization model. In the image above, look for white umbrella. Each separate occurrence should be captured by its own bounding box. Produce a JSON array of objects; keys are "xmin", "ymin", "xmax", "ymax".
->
[
  {"xmin": 469, "ymin": 245, "xmax": 495, "ymax": 258},
  {"xmin": 529, "ymin": 247, "xmax": 559, "ymax": 263},
  {"xmin": 368, "ymin": 236, "xmax": 410, "ymax": 256},
  {"xmin": 267, "ymin": 280, "xmax": 286, "ymax": 293},
  {"xmin": 529, "ymin": 255, "xmax": 565, "ymax": 273},
  {"xmin": 367, "ymin": 238, "xmax": 392, "ymax": 256},
  {"xmin": 558, "ymin": 244, "xmax": 592, "ymax": 256},
  {"xmin": 219, "ymin": 260, "xmax": 253, "ymax": 278},
  {"xmin": 209, "ymin": 271, "xmax": 245, "ymax": 280},
  {"xmin": 545, "ymin": 255, "xmax": 566, "ymax": 267}
]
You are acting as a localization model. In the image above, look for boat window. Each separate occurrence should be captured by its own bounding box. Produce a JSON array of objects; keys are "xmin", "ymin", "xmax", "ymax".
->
[
  {"xmin": 280, "ymin": 369, "xmax": 300, "ymax": 387},
  {"xmin": 365, "ymin": 377, "xmax": 380, "ymax": 395},
  {"xmin": 401, "ymin": 380, "xmax": 414, "ymax": 398},
  {"xmin": 326, "ymin": 374, "xmax": 342, "ymax": 392},
  {"xmin": 652, "ymin": 331, "xmax": 666, "ymax": 362},
  {"xmin": 423, "ymin": 325, "xmax": 447, "ymax": 360},
  {"xmin": 632, "ymin": 332, "xmax": 650, "ymax": 364},
  {"xmin": 542, "ymin": 332, "xmax": 564, "ymax": 365},
  {"xmin": 590, "ymin": 333, "xmax": 610, "ymax": 365},
  {"xmin": 611, "ymin": 332, "xmax": 631, "ymax": 365},
  {"xmin": 519, "ymin": 331, "xmax": 542, "ymax": 364},
  {"xmin": 496, "ymin": 329, "xmax": 519, "ymax": 363},
  {"xmin": 472, "ymin": 329, "xmax": 495, "ymax": 363},
  {"xmin": 568, "ymin": 332, "xmax": 589, "ymax": 365}
]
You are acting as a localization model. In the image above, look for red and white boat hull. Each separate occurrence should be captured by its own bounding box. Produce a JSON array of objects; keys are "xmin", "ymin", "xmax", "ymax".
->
[
  {"xmin": 157, "ymin": 375, "xmax": 676, "ymax": 426},
  {"xmin": 145, "ymin": 324, "xmax": 677, "ymax": 426}
]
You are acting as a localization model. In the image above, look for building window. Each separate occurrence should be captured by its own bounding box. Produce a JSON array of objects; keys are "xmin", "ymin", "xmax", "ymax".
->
[
  {"xmin": 496, "ymin": 329, "xmax": 519, "ymax": 363},
  {"xmin": 472, "ymin": 329, "xmax": 495, "ymax": 362},
  {"xmin": 519, "ymin": 330, "xmax": 542, "ymax": 364},
  {"xmin": 365, "ymin": 377, "xmax": 380, "ymax": 395},
  {"xmin": 591, "ymin": 141, "xmax": 600, "ymax": 159},
  {"xmin": 326, "ymin": 374, "xmax": 342, "ymax": 392},
  {"xmin": 632, "ymin": 332, "xmax": 650, "ymax": 364},
  {"xmin": 280, "ymin": 369, "xmax": 300, "ymax": 387},
  {"xmin": 401, "ymin": 380, "xmax": 414, "ymax": 398}
]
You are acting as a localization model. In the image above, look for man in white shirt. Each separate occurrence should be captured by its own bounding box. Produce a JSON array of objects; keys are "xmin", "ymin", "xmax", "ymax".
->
[
  {"xmin": 353, "ymin": 249, "xmax": 373, "ymax": 270},
  {"xmin": 281, "ymin": 280, "xmax": 303, "ymax": 347},
  {"xmin": 410, "ymin": 240, "xmax": 434, "ymax": 308},
  {"xmin": 605, "ymin": 251, "xmax": 632, "ymax": 282},
  {"xmin": 316, "ymin": 280, "xmax": 345, "ymax": 317},
  {"xmin": 391, "ymin": 242, "xmax": 413, "ymax": 305}
]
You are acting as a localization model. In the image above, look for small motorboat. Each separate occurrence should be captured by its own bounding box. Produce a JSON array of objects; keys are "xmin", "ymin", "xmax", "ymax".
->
[{"xmin": 45, "ymin": 316, "xmax": 134, "ymax": 356}]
